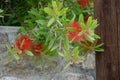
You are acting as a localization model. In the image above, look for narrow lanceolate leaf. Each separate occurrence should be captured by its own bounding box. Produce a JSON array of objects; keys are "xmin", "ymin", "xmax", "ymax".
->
[
  {"xmin": 6, "ymin": 44, "xmax": 13, "ymax": 54},
  {"xmin": 86, "ymin": 35, "xmax": 95, "ymax": 43},
  {"xmin": 64, "ymin": 61, "xmax": 72, "ymax": 70},
  {"xmin": 57, "ymin": 20, "xmax": 63, "ymax": 26},
  {"xmin": 36, "ymin": 20, "xmax": 47, "ymax": 26},
  {"xmin": 70, "ymin": 13, "xmax": 76, "ymax": 23},
  {"xmin": 86, "ymin": 16, "xmax": 93, "ymax": 27},
  {"xmin": 52, "ymin": 1, "xmax": 58, "ymax": 15},
  {"xmin": 91, "ymin": 20, "xmax": 98, "ymax": 29},
  {"xmin": 40, "ymin": 61, "xmax": 44, "ymax": 70},
  {"xmin": 59, "ymin": 8, "xmax": 68, "ymax": 16},
  {"xmin": 78, "ymin": 14, "xmax": 84, "ymax": 23},
  {"xmin": 48, "ymin": 38, "xmax": 55, "ymax": 50},
  {"xmin": 64, "ymin": 35, "xmax": 69, "ymax": 50},
  {"xmin": 14, "ymin": 54, "xmax": 20, "ymax": 60},
  {"xmin": 72, "ymin": 56, "xmax": 83, "ymax": 64},
  {"xmin": 58, "ymin": 52, "xmax": 65, "ymax": 57},
  {"xmin": 33, "ymin": 56, "xmax": 40, "ymax": 63},
  {"xmin": 44, "ymin": 7, "xmax": 54, "ymax": 16},
  {"xmin": 78, "ymin": 30, "xmax": 86, "ymax": 36},
  {"xmin": 47, "ymin": 18, "xmax": 55, "ymax": 27},
  {"xmin": 94, "ymin": 34, "xmax": 100, "ymax": 39},
  {"xmin": 19, "ymin": 27, "xmax": 27, "ymax": 34},
  {"xmin": 50, "ymin": 45, "xmax": 59, "ymax": 51},
  {"xmin": 45, "ymin": 55, "xmax": 57, "ymax": 61},
  {"xmin": 58, "ymin": 2, "xmax": 63, "ymax": 10},
  {"xmin": 95, "ymin": 43, "xmax": 104, "ymax": 48},
  {"xmin": 80, "ymin": 23, "xmax": 86, "ymax": 29},
  {"xmin": 94, "ymin": 48, "xmax": 104, "ymax": 52},
  {"xmin": 26, "ymin": 50, "xmax": 33, "ymax": 56},
  {"xmin": 72, "ymin": 47, "xmax": 79, "ymax": 55}
]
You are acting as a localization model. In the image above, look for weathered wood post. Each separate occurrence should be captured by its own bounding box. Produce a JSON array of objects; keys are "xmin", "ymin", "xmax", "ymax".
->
[{"xmin": 95, "ymin": 0, "xmax": 120, "ymax": 80}]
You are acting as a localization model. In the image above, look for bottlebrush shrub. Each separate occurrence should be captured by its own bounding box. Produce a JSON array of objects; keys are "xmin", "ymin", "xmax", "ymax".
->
[{"xmin": 7, "ymin": 0, "xmax": 103, "ymax": 69}]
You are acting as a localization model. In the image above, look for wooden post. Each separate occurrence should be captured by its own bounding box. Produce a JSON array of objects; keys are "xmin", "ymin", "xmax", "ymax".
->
[{"xmin": 95, "ymin": 0, "xmax": 120, "ymax": 80}]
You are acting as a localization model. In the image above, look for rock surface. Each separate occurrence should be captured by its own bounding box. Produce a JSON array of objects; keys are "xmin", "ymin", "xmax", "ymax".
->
[{"xmin": 0, "ymin": 26, "xmax": 96, "ymax": 80}]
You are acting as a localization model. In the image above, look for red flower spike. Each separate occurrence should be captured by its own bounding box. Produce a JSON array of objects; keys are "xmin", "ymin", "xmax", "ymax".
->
[
  {"xmin": 33, "ymin": 44, "xmax": 43, "ymax": 56},
  {"xmin": 78, "ymin": 0, "xmax": 90, "ymax": 8},
  {"xmin": 68, "ymin": 21, "xmax": 85, "ymax": 42},
  {"xmin": 15, "ymin": 35, "xmax": 32, "ymax": 54}
]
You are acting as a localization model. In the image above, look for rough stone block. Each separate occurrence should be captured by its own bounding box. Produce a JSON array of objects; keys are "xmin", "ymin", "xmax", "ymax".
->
[{"xmin": 82, "ymin": 54, "xmax": 95, "ymax": 70}]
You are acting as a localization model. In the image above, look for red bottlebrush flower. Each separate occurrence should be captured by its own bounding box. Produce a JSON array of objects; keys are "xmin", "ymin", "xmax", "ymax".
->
[
  {"xmin": 78, "ymin": 0, "xmax": 90, "ymax": 7},
  {"xmin": 15, "ymin": 35, "xmax": 32, "ymax": 54},
  {"xmin": 33, "ymin": 44, "xmax": 43, "ymax": 56},
  {"xmin": 68, "ymin": 21, "xmax": 85, "ymax": 42}
]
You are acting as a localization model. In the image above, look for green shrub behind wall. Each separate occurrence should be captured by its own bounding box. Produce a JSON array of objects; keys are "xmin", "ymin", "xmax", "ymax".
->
[
  {"xmin": 0, "ymin": 0, "xmax": 51, "ymax": 26},
  {"xmin": 0, "ymin": 0, "xmax": 93, "ymax": 26}
]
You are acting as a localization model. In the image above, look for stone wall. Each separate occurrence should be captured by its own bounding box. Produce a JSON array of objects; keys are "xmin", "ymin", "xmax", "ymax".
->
[{"xmin": 0, "ymin": 26, "xmax": 96, "ymax": 80}]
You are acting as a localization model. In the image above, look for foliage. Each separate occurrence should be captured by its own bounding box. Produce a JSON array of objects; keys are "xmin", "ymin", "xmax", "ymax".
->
[
  {"xmin": 0, "ymin": 0, "xmax": 93, "ymax": 26},
  {"xmin": 0, "ymin": 9, "xmax": 3, "ymax": 18},
  {"xmin": 0, "ymin": 0, "xmax": 50, "ymax": 26},
  {"xmin": 7, "ymin": 0, "xmax": 103, "ymax": 69}
]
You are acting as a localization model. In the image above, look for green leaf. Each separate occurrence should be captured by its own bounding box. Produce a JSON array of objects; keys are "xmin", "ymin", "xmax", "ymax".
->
[
  {"xmin": 40, "ymin": 61, "xmax": 44, "ymax": 70},
  {"xmin": 58, "ymin": 2, "xmax": 63, "ymax": 10},
  {"xmin": 52, "ymin": 1, "xmax": 58, "ymax": 15},
  {"xmin": 94, "ymin": 34, "xmax": 100, "ymax": 39},
  {"xmin": 86, "ymin": 35, "xmax": 95, "ymax": 43},
  {"xmin": 86, "ymin": 16, "xmax": 93, "ymax": 27},
  {"xmin": 91, "ymin": 20, "xmax": 98, "ymax": 29},
  {"xmin": 0, "ymin": 9, "xmax": 3, "ymax": 13},
  {"xmin": 71, "ymin": 47, "xmax": 79, "ymax": 55},
  {"xmin": 63, "ymin": 35, "xmax": 69, "ymax": 50},
  {"xmin": 26, "ymin": 50, "xmax": 33, "ymax": 56},
  {"xmin": 33, "ymin": 56, "xmax": 40, "ymax": 63},
  {"xmin": 64, "ymin": 61, "xmax": 72, "ymax": 70},
  {"xmin": 47, "ymin": 18, "xmax": 55, "ymax": 27},
  {"xmin": 28, "ymin": 8, "xmax": 40, "ymax": 17},
  {"xmin": 59, "ymin": 8, "xmax": 68, "ymax": 16},
  {"xmin": 50, "ymin": 45, "xmax": 59, "ymax": 51},
  {"xmin": 72, "ymin": 56, "xmax": 83, "ymax": 64},
  {"xmin": 78, "ymin": 30, "xmax": 86, "ymax": 36},
  {"xmin": 7, "ymin": 44, "xmax": 21, "ymax": 60},
  {"xmin": 70, "ymin": 13, "xmax": 76, "ymax": 23},
  {"xmin": 95, "ymin": 43, "xmax": 104, "ymax": 48},
  {"xmin": 78, "ymin": 14, "xmax": 84, "ymax": 23},
  {"xmin": 6, "ymin": 44, "xmax": 13, "ymax": 54},
  {"xmin": 44, "ymin": 7, "xmax": 54, "ymax": 16},
  {"xmin": 36, "ymin": 20, "xmax": 47, "ymax": 26},
  {"xmin": 19, "ymin": 27, "xmax": 27, "ymax": 34},
  {"xmin": 95, "ymin": 48, "xmax": 104, "ymax": 52},
  {"xmin": 57, "ymin": 20, "xmax": 63, "ymax": 26},
  {"xmin": 80, "ymin": 23, "xmax": 86, "ymax": 29},
  {"xmin": 58, "ymin": 52, "xmax": 65, "ymax": 57},
  {"xmin": 14, "ymin": 54, "xmax": 20, "ymax": 60},
  {"xmin": 45, "ymin": 55, "xmax": 57, "ymax": 61},
  {"xmin": 48, "ymin": 38, "xmax": 55, "ymax": 50},
  {"xmin": 79, "ymin": 48, "xmax": 86, "ymax": 54}
]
